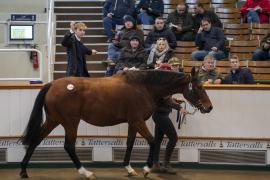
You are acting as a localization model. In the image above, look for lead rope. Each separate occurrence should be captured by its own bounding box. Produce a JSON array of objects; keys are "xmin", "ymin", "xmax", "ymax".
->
[{"xmin": 176, "ymin": 101, "xmax": 198, "ymax": 129}]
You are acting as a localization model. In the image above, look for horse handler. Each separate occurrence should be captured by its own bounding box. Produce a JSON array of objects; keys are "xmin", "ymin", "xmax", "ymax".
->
[{"xmin": 151, "ymin": 62, "xmax": 189, "ymax": 174}]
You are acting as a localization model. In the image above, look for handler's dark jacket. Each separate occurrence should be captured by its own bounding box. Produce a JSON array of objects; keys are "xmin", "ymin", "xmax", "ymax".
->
[
  {"xmin": 155, "ymin": 96, "xmax": 182, "ymax": 113},
  {"xmin": 61, "ymin": 33, "xmax": 92, "ymax": 77},
  {"xmin": 223, "ymin": 68, "xmax": 255, "ymax": 84},
  {"xmin": 145, "ymin": 26, "xmax": 177, "ymax": 49}
]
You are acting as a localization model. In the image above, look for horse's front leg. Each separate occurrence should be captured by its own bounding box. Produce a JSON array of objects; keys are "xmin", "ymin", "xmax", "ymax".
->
[
  {"xmin": 123, "ymin": 125, "xmax": 138, "ymax": 176},
  {"xmin": 133, "ymin": 120, "xmax": 155, "ymax": 178}
]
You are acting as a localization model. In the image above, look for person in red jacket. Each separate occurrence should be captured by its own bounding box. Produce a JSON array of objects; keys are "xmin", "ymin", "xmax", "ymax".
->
[{"xmin": 240, "ymin": 0, "xmax": 270, "ymax": 24}]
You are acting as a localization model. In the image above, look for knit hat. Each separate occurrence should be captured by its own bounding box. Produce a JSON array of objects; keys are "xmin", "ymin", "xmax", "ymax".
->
[
  {"xmin": 123, "ymin": 15, "xmax": 135, "ymax": 24},
  {"xmin": 168, "ymin": 57, "xmax": 181, "ymax": 65},
  {"xmin": 129, "ymin": 35, "xmax": 140, "ymax": 41}
]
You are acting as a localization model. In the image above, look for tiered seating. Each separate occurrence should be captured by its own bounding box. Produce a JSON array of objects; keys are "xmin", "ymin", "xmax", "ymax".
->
[
  {"xmin": 175, "ymin": 41, "xmax": 197, "ymax": 60},
  {"xmin": 215, "ymin": 8, "xmax": 241, "ymax": 24},
  {"xmin": 210, "ymin": 0, "xmax": 237, "ymax": 8},
  {"xmin": 223, "ymin": 23, "xmax": 251, "ymax": 40},
  {"xmin": 229, "ymin": 40, "xmax": 259, "ymax": 61},
  {"xmin": 250, "ymin": 24, "xmax": 270, "ymax": 41},
  {"xmin": 185, "ymin": 0, "xmax": 210, "ymax": 14},
  {"xmin": 248, "ymin": 61, "xmax": 270, "ymax": 82}
]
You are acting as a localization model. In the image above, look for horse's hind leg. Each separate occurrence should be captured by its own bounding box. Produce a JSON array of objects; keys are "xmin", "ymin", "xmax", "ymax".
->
[
  {"xmin": 132, "ymin": 121, "xmax": 155, "ymax": 177},
  {"xmin": 63, "ymin": 124, "xmax": 96, "ymax": 179},
  {"xmin": 20, "ymin": 119, "xmax": 58, "ymax": 178},
  {"xmin": 123, "ymin": 125, "xmax": 137, "ymax": 176}
]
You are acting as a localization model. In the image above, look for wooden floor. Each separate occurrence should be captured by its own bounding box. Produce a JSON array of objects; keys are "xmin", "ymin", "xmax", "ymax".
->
[{"xmin": 1, "ymin": 167, "xmax": 270, "ymax": 180}]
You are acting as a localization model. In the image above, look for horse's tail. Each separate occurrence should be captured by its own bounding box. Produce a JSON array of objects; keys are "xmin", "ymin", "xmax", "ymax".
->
[{"xmin": 21, "ymin": 83, "xmax": 52, "ymax": 146}]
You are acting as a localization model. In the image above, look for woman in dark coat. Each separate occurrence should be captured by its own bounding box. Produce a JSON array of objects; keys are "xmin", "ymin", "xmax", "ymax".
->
[
  {"xmin": 115, "ymin": 35, "xmax": 148, "ymax": 72},
  {"xmin": 61, "ymin": 22, "xmax": 97, "ymax": 77}
]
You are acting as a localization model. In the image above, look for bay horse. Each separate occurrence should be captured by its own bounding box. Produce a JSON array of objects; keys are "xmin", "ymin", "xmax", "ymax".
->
[{"xmin": 20, "ymin": 67, "xmax": 212, "ymax": 179}]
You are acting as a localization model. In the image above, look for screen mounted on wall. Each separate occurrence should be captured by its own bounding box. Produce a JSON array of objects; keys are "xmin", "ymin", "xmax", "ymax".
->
[{"xmin": 9, "ymin": 25, "xmax": 34, "ymax": 40}]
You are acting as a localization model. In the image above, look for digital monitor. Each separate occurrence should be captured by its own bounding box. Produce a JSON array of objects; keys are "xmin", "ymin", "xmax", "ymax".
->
[{"xmin": 9, "ymin": 25, "xmax": 34, "ymax": 41}]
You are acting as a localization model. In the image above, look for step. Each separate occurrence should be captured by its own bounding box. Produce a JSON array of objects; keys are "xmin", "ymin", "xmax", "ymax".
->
[
  {"xmin": 56, "ymin": 14, "xmax": 103, "ymax": 21},
  {"xmin": 56, "ymin": 21, "xmax": 103, "ymax": 28},
  {"xmin": 54, "ymin": 1, "xmax": 104, "ymax": 7},
  {"xmin": 56, "ymin": 28, "xmax": 105, "ymax": 36},
  {"xmin": 56, "ymin": 44, "xmax": 108, "ymax": 53},
  {"xmin": 54, "ymin": 7, "xmax": 102, "ymax": 13},
  {"xmin": 55, "ymin": 53, "xmax": 107, "ymax": 62}
]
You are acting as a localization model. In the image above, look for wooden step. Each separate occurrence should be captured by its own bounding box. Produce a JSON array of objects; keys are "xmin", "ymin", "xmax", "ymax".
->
[
  {"xmin": 56, "ymin": 21, "xmax": 103, "ymax": 28},
  {"xmin": 55, "ymin": 53, "xmax": 107, "ymax": 62},
  {"xmin": 54, "ymin": 8, "xmax": 102, "ymax": 13},
  {"xmin": 54, "ymin": 63, "xmax": 106, "ymax": 71},
  {"xmin": 56, "ymin": 28, "xmax": 105, "ymax": 36},
  {"xmin": 55, "ymin": 36, "xmax": 107, "ymax": 44},
  {"xmin": 56, "ymin": 14, "xmax": 103, "ymax": 21},
  {"xmin": 54, "ymin": 1, "xmax": 104, "ymax": 7},
  {"xmin": 54, "ymin": 72, "xmax": 105, "ymax": 79},
  {"xmin": 56, "ymin": 44, "xmax": 108, "ymax": 53}
]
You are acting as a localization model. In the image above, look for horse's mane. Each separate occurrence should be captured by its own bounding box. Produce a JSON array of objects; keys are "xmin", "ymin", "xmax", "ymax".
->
[{"xmin": 122, "ymin": 70, "xmax": 186, "ymax": 85}]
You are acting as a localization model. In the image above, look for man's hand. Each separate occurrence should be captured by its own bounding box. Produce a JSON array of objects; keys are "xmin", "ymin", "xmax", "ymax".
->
[
  {"xmin": 211, "ymin": 47, "xmax": 218, "ymax": 52},
  {"xmin": 107, "ymin": 12, "xmax": 114, "ymax": 18},
  {"xmin": 180, "ymin": 108, "xmax": 189, "ymax": 115},
  {"xmin": 92, "ymin": 49, "xmax": 98, "ymax": 55},
  {"xmin": 198, "ymin": 26, "xmax": 203, "ymax": 33}
]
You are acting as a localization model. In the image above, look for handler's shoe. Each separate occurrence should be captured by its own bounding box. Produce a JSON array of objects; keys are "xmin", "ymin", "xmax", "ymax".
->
[
  {"xmin": 151, "ymin": 163, "xmax": 162, "ymax": 173},
  {"xmin": 160, "ymin": 164, "xmax": 177, "ymax": 174}
]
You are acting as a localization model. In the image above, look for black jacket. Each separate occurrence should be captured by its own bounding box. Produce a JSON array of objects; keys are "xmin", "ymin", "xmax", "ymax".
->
[
  {"xmin": 223, "ymin": 68, "xmax": 255, "ymax": 84},
  {"xmin": 136, "ymin": 0, "xmax": 164, "ymax": 17}
]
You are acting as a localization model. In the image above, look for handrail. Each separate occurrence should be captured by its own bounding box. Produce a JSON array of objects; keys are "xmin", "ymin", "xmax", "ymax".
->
[
  {"xmin": 47, "ymin": 0, "xmax": 55, "ymax": 82},
  {"xmin": 0, "ymin": 48, "xmax": 43, "ymax": 81}
]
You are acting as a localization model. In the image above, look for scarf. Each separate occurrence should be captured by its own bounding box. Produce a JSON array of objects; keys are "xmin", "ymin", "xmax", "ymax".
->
[{"xmin": 147, "ymin": 45, "xmax": 170, "ymax": 65}]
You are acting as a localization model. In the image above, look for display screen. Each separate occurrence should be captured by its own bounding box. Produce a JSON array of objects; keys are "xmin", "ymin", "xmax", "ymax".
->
[{"xmin": 9, "ymin": 25, "xmax": 34, "ymax": 40}]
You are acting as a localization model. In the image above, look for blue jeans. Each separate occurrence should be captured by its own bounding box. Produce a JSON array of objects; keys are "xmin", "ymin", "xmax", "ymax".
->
[
  {"xmin": 247, "ymin": 11, "xmax": 260, "ymax": 24},
  {"xmin": 252, "ymin": 49, "xmax": 270, "ymax": 60},
  {"xmin": 138, "ymin": 12, "xmax": 155, "ymax": 25},
  {"xmin": 103, "ymin": 17, "xmax": 124, "ymax": 39},
  {"xmin": 191, "ymin": 50, "xmax": 225, "ymax": 61},
  {"xmin": 107, "ymin": 43, "xmax": 120, "ymax": 62}
]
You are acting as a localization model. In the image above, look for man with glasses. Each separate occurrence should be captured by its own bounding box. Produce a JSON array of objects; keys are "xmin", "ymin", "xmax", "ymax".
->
[
  {"xmin": 166, "ymin": 3, "xmax": 195, "ymax": 41},
  {"xmin": 145, "ymin": 17, "xmax": 177, "ymax": 50},
  {"xmin": 192, "ymin": 17, "xmax": 225, "ymax": 61}
]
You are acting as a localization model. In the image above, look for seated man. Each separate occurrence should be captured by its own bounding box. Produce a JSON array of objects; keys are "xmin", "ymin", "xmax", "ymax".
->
[
  {"xmin": 102, "ymin": 0, "xmax": 135, "ymax": 42},
  {"xmin": 192, "ymin": 17, "xmax": 225, "ymax": 61},
  {"xmin": 166, "ymin": 3, "xmax": 195, "ymax": 41},
  {"xmin": 223, "ymin": 55, "xmax": 255, "ymax": 84},
  {"xmin": 198, "ymin": 55, "xmax": 223, "ymax": 84},
  {"xmin": 145, "ymin": 17, "xmax": 177, "ymax": 50},
  {"xmin": 136, "ymin": 0, "xmax": 164, "ymax": 25},
  {"xmin": 252, "ymin": 33, "xmax": 270, "ymax": 60},
  {"xmin": 193, "ymin": 3, "xmax": 222, "ymax": 32},
  {"xmin": 240, "ymin": 0, "xmax": 270, "ymax": 24}
]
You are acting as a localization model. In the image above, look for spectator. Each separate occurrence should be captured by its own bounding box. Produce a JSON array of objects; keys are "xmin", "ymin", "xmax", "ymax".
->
[
  {"xmin": 102, "ymin": 0, "xmax": 135, "ymax": 42},
  {"xmin": 166, "ymin": 3, "xmax": 195, "ymax": 41},
  {"xmin": 150, "ymin": 63, "xmax": 189, "ymax": 174},
  {"xmin": 240, "ymin": 0, "xmax": 270, "ymax": 24},
  {"xmin": 252, "ymin": 33, "xmax": 270, "ymax": 60},
  {"xmin": 115, "ymin": 35, "xmax": 147, "ymax": 72},
  {"xmin": 136, "ymin": 0, "xmax": 164, "ymax": 25},
  {"xmin": 61, "ymin": 22, "xmax": 98, "ymax": 77},
  {"xmin": 107, "ymin": 15, "xmax": 144, "ymax": 63},
  {"xmin": 192, "ymin": 17, "xmax": 226, "ymax": 61},
  {"xmin": 147, "ymin": 38, "xmax": 174, "ymax": 69},
  {"xmin": 168, "ymin": 57, "xmax": 182, "ymax": 72},
  {"xmin": 193, "ymin": 3, "xmax": 222, "ymax": 32},
  {"xmin": 198, "ymin": 55, "xmax": 223, "ymax": 84},
  {"xmin": 145, "ymin": 17, "xmax": 177, "ymax": 50},
  {"xmin": 223, "ymin": 55, "xmax": 255, "ymax": 84}
]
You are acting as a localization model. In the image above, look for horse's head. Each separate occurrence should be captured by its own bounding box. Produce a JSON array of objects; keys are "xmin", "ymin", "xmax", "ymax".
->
[{"xmin": 182, "ymin": 67, "xmax": 213, "ymax": 113}]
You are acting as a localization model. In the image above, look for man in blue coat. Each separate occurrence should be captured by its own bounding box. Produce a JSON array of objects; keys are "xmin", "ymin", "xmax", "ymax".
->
[{"xmin": 102, "ymin": 0, "xmax": 135, "ymax": 42}]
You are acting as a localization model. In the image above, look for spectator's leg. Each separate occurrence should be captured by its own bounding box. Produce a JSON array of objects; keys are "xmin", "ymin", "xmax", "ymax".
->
[
  {"xmin": 247, "ymin": 11, "xmax": 260, "ymax": 24},
  {"xmin": 103, "ymin": 17, "xmax": 114, "ymax": 40},
  {"xmin": 252, "ymin": 49, "xmax": 269, "ymax": 60},
  {"xmin": 191, "ymin": 50, "xmax": 208, "ymax": 60},
  {"xmin": 107, "ymin": 44, "xmax": 120, "ymax": 62},
  {"xmin": 138, "ymin": 12, "xmax": 154, "ymax": 25},
  {"xmin": 209, "ymin": 50, "xmax": 225, "ymax": 60}
]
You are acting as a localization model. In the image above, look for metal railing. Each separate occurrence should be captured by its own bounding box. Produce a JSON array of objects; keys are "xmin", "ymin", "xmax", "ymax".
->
[{"xmin": 0, "ymin": 48, "xmax": 43, "ymax": 81}]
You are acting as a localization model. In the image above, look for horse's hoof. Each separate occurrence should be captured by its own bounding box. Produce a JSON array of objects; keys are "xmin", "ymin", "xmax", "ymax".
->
[
  {"xmin": 143, "ymin": 166, "xmax": 151, "ymax": 178},
  {"xmin": 87, "ymin": 173, "xmax": 96, "ymax": 180},
  {"xmin": 20, "ymin": 171, "xmax": 29, "ymax": 178},
  {"xmin": 128, "ymin": 170, "xmax": 138, "ymax": 177}
]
